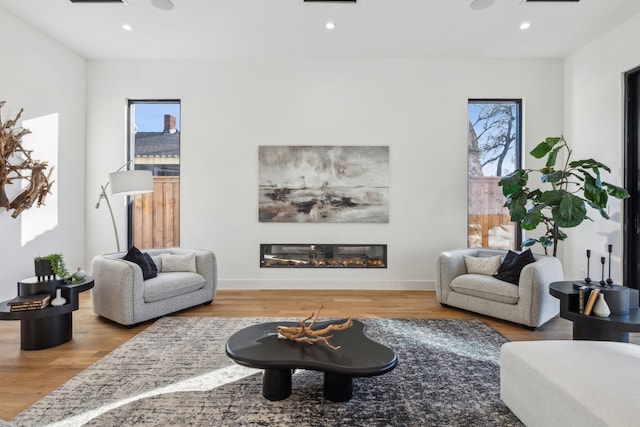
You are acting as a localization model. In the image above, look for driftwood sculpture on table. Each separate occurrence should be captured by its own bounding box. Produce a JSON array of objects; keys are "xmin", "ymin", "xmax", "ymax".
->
[
  {"xmin": 277, "ymin": 306, "xmax": 353, "ymax": 350},
  {"xmin": 0, "ymin": 101, "xmax": 54, "ymax": 218}
]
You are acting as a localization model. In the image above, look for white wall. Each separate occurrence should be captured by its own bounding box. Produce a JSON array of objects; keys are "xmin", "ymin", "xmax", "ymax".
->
[
  {"xmin": 0, "ymin": 7, "xmax": 635, "ymax": 298},
  {"xmin": 0, "ymin": 9, "xmax": 86, "ymax": 301},
  {"xmin": 86, "ymin": 58, "xmax": 563, "ymax": 290},
  {"xmin": 563, "ymin": 14, "xmax": 640, "ymax": 283}
]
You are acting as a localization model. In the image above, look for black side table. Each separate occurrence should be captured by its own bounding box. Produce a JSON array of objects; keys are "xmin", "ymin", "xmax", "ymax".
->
[
  {"xmin": 550, "ymin": 281, "xmax": 640, "ymax": 342},
  {"xmin": 0, "ymin": 277, "xmax": 94, "ymax": 350}
]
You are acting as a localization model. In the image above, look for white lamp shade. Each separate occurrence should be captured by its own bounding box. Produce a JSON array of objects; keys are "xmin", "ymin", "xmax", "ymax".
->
[{"xmin": 109, "ymin": 170, "xmax": 154, "ymax": 195}]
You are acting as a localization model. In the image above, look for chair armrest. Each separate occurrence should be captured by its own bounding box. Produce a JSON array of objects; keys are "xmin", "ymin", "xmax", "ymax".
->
[
  {"xmin": 436, "ymin": 249, "xmax": 488, "ymax": 302},
  {"xmin": 195, "ymin": 249, "xmax": 217, "ymax": 298},
  {"xmin": 90, "ymin": 255, "xmax": 144, "ymax": 324},
  {"xmin": 517, "ymin": 256, "xmax": 564, "ymax": 320},
  {"xmin": 436, "ymin": 248, "xmax": 510, "ymax": 302}
]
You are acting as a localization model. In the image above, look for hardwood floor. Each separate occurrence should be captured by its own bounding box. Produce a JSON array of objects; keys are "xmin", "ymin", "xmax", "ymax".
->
[{"xmin": 0, "ymin": 289, "xmax": 585, "ymax": 420}]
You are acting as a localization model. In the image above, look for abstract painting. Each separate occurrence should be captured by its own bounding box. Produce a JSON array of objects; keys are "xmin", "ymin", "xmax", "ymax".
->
[{"xmin": 259, "ymin": 146, "xmax": 389, "ymax": 223}]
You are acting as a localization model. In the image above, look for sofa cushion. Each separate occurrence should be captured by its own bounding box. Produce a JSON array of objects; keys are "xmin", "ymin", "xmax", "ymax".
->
[
  {"xmin": 150, "ymin": 254, "xmax": 162, "ymax": 271},
  {"xmin": 161, "ymin": 252, "xmax": 197, "ymax": 273},
  {"xmin": 143, "ymin": 253, "xmax": 158, "ymax": 276},
  {"xmin": 143, "ymin": 272, "xmax": 206, "ymax": 303},
  {"xmin": 123, "ymin": 246, "xmax": 158, "ymax": 280},
  {"xmin": 450, "ymin": 273, "xmax": 519, "ymax": 304},
  {"xmin": 477, "ymin": 250, "xmax": 506, "ymax": 259},
  {"xmin": 494, "ymin": 249, "xmax": 535, "ymax": 285},
  {"xmin": 501, "ymin": 341, "xmax": 640, "ymax": 427},
  {"xmin": 464, "ymin": 255, "xmax": 502, "ymax": 275}
]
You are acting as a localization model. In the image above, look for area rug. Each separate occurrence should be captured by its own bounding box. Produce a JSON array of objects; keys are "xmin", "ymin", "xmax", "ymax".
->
[{"xmin": 11, "ymin": 317, "xmax": 522, "ymax": 427}]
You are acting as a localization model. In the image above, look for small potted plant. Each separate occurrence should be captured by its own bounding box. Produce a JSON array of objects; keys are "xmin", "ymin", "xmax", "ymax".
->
[
  {"xmin": 34, "ymin": 253, "xmax": 70, "ymax": 281},
  {"xmin": 34, "ymin": 257, "xmax": 54, "ymax": 280}
]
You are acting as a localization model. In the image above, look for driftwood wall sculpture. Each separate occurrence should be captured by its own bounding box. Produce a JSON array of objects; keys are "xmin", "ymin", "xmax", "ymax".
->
[{"xmin": 0, "ymin": 101, "xmax": 54, "ymax": 218}]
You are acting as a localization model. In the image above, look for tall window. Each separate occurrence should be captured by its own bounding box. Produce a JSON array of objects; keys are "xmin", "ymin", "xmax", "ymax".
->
[
  {"xmin": 127, "ymin": 100, "xmax": 181, "ymax": 249},
  {"xmin": 467, "ymin": 99, "xmax": 522, "ymax": 250}
]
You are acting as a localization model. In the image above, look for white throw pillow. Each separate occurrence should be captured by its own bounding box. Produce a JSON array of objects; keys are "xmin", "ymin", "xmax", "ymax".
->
[
  {"xmin": 464, "ymin": 255, "xmax": 502, "ymax": 275},
  {"xmin": 477, "ymin": 250, "xmax": 504, "ymax": 260},
  {"xmin": 161, "ymin": 252, "xmax": 197, "ymax": 273}
]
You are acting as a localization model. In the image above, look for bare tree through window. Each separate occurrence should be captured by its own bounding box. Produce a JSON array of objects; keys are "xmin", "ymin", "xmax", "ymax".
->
[{"xmin": 467, "ymin": 100, "xmax": 521, "ymax": 250}]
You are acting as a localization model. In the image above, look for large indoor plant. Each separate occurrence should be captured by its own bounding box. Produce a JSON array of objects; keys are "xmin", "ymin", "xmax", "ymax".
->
[{"xmin": 499, "ymin": 136, "xmax": 629, "ymax": 256}]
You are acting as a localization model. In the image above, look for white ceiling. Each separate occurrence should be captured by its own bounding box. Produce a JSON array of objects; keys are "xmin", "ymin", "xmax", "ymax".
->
[{"xmin": 0, "ymin": 0, "xmax": 639, "ymax": 60}]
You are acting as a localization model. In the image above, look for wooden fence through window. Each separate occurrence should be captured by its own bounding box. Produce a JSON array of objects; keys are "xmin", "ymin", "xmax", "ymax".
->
[
  {"xmin": 468, "ymin": 176, "xmax": 514, "ymax": 249},
  {"xmin": 132, "ymin": 176, "xmax": 180, "ymax": 249}
]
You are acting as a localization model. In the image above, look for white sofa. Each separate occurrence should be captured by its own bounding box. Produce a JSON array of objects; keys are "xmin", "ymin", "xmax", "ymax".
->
[
  {"xmin": 90, "ymin": 247, "xmax": 216, "ymax": 326},
  {"xmin": 501, "ymin": 340, "xmax": 640, "ymax": 427},
  {"xmin": 435, "ymin": 248, "xmax": 564, "ymax": 328}
]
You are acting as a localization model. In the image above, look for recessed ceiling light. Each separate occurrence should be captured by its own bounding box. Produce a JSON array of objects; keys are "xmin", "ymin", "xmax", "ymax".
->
[
  {"xmin": 150, "ymin": 0, "xmax": 174, "ymax": 10},
  {"xmin": 122, "ymin": 24, "xmax": 133, "ymax": 31},
  {"xmin": 470, "ymin": 0, "xmax": 494, "ymax": 11},
  {"xmin": 325, "ymin": 21, "xmax": 336, "ymax": 30},
  {"xmin": 520, "ymin": 22, "xmax": 531, "ymax": 30}
]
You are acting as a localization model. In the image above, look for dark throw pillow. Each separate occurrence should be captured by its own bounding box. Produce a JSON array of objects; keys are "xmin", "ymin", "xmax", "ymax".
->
[
  {"xmin": 143, "ymin": 252, "xmax": 158, "ymax": 278},
  {"xmin": 123, "ymin": 246, "xmax": 158, "ymax": 280},
  {"xmin": 493, "ymin": 249, "xmax": 535, "ymax": 285}
]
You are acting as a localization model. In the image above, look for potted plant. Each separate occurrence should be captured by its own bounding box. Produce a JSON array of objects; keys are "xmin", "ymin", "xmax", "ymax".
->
[
  {"xmin": 499, "ymin": 136, "xmax": 629, "ymax": 256},
  {"xmin": 34, "ymin": 257, "xmax": 54, "ymax": 280},
  {"xmin": 34, "ymin": 253, "xmax": 69, "ymax": 281}
]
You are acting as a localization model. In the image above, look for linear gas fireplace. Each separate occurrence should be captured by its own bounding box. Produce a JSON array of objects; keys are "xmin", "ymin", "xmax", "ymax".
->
[{"xmin": 260, "ymin": 244, "xmax": 387, "ymax": 268}]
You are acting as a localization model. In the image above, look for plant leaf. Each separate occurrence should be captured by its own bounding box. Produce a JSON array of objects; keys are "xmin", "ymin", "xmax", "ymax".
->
[
  {"xmin": 504, "ymin": 190, "xmax": 528, "ymax": 222},
  {"xmin": 521, "ymin": 205, "xmax": 543, "ymax": 230},
  {"xmin": 539, "ymin": 235, "xmax": 555, "ymax": 247},
  {"xmin": 551, "ymin": 193, "xmax": 587, "ymax": 228},
  {"xmin": 528, "ymin": 188, "xmax": 543, "ymax": 201},
  {"xmin": 569, "ymin": 158, "xmax": 611, "ymax": 174},
  {"xmin": 541, "ymin": 170, "xmax": 563, "ymax": 184},
  {"xmin": 530, "ymin": 141, "xmax": 553, "ymax": 159},
  {"xmin": 540, "ymin": 189, "xmax": 564, "ymax": 206},
  {"xmin": 583, "ymin": 173, "xmax": 608, "ymax": 208},
  {"xmin": 597, "ymin": 207, "xmax": 610, "ymax": 220},
  {"xmin": 585, "ymin": 200, "xmax": 610, "ymax": 219},
  {"xmin": 546, "ymin": 146, "xmax": 562, "ymax": 168},
  {"xmin": 499, "ymin": 169, "xmax": 527, "ymax": 196},
  {"xmin": 604, "ymin": 182, "xmax": 630, "ymax": 199}
]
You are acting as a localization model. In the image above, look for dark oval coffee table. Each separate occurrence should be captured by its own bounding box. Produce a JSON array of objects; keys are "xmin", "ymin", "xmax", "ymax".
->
[{"xmin": 225, "ymin": 319, "xmax": 397, "ymax": 402}]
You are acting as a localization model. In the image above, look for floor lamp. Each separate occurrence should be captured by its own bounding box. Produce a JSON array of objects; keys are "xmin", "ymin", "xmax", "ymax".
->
[{"xmin": 95, "ymin": 163, "xmax": 154, "ymax": 252}]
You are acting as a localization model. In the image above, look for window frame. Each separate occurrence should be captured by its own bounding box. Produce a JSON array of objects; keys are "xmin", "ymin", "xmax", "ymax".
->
[
  {"xmin": 467, "ymin": 98, "xmax": 523, "ymax": 250},
  {"xmin": 126, "ymin": 99, "xmax": 181, "ymax": 249}
]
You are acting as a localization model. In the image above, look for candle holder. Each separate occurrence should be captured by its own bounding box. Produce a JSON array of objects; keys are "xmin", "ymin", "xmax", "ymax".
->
[
  {"xmin": 584, "ymin": 249, "xmax": 591, "ymax": 283},
  {"xmin": 606, "ymin": 244, "xmax": 613, "ymax": 285},
  {"xmin": 600, "ymin": 257, "xmax": 607, "ymax": 286}
]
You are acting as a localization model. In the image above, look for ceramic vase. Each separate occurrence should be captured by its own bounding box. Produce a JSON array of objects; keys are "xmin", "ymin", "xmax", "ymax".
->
[
  {"xmin": 51, "ymin": 288, "xmax": 66, "ymax": 306},
  {"xmin": 72, "ymin": 267, "xmax": 87, "ymax": 280},
  {"xmin": 593, "ymin": 293, "xmax": 611, "ymax": 317}
]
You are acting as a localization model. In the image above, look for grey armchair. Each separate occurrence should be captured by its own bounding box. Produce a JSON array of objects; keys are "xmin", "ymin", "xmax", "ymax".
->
[
  {"xmin": 435, "ymin": 248, "xmax": 563, "ymax": 328},
  {"xmin": 90, "ymin": 247, "xmax": 216, "ymax": 326}
]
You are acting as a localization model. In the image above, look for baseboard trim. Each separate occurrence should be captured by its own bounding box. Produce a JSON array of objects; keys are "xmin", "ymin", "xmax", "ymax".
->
[{"xmin": 217, "ymin": 279, "xmax": 434, "ymax": 291}]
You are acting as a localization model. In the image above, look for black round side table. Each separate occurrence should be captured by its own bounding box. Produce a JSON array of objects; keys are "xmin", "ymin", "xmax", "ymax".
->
[
  {"xmin": 0, "ymin": 277, "xmax": 94, "ymax": 350},
  {"xmin": 550, "ymin": 281, "xmax": 640, "ymax": 342}
]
